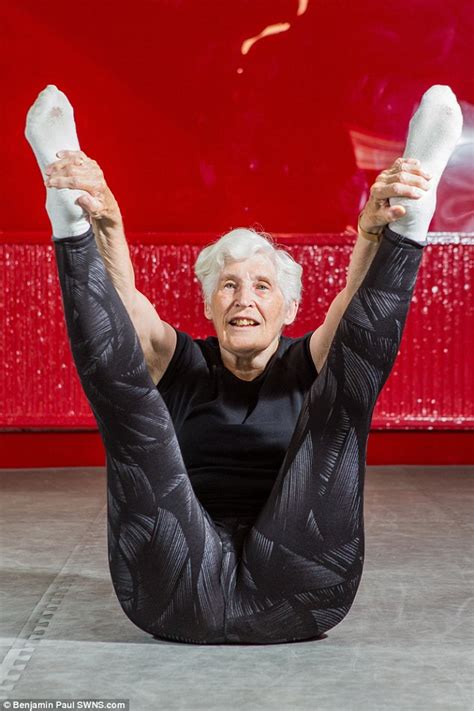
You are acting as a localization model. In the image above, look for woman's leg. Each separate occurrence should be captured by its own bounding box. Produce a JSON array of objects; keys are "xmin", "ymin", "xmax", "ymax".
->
[
  {"xmin": 225, "ymin": 227, "xmax": 424, "ymax": 643},
  {"xmin": 225, "ymin": 84, "xmax": 462, "ymax": 645},
  {"xmin": 25, "ymin": 85, "xmax": 225, "ymax": 643},
  {"xmin": 54, "ymin": 228, "xmax": 226, "ymax": 643}
]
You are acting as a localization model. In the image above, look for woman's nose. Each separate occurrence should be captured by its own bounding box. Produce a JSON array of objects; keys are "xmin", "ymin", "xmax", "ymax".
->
[{"xmin": 234, "ymin": 284, "xmax": 254, "ymax": 306}]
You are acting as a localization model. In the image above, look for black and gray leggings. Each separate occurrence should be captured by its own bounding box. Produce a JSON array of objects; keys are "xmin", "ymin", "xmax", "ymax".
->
[{"xmin": 53, "ymin": 225, "xmax": 423, "ymax": 644}]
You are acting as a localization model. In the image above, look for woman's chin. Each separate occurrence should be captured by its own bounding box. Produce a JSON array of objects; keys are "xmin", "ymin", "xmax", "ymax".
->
[
  {"xmin": 222, "ymin": 329, "xmax": 263, "ymax": 349},
  {"xmin": 224, "ymin": 324, "xmax": 260, "ymax": 337}
]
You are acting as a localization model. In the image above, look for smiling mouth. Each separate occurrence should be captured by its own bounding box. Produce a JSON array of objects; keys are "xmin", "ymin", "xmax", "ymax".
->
[{"xmin": 228, "ymin": 318, "xmax": 260, "ymax": 327}]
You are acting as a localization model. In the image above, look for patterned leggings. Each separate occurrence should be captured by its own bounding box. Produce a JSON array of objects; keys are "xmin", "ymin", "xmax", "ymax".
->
[{"xmin": 53, "ymin": 225, "xmax": 423, "ymax": 644}]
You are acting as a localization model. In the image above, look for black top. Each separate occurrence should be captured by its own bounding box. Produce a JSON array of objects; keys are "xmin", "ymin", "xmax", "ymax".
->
[{"xmin": 157, "ymin": 329, "xmax": 318, "ymax": 519}]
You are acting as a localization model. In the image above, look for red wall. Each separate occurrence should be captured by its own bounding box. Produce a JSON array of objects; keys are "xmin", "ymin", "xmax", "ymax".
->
[{"xmin": 1, "ymin": 1, "xmax": 474, "ymax": 465}]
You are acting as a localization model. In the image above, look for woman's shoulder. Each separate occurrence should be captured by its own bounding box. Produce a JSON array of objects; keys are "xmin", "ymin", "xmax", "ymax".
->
[
  {"xmin": 279, "ymin": 330, "xmax": 315, "ymax": 353},
  {"xmin": 157, "ymin": 328, "xmax": 207, "ymax": 392},
  {"xmin": 278, "ymin": 330, "xmax": 318, "ymax": 379}
]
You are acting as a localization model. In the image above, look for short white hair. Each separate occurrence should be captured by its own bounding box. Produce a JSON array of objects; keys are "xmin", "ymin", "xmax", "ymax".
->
[{"xmin": 194, "ymin": 227, "xmax": 303, "ymax": 307}]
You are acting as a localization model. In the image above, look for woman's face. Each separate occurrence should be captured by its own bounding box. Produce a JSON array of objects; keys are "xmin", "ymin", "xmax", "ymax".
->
[{"xmin": 204, "ymin": 253, "xmax": 298, "ymax": 355}]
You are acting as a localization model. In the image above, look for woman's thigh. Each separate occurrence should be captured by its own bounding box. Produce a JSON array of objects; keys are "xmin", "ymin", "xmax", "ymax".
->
[
  {"xmin": 225, "ymin": 228, "xmax": 425, "ymax": 643},
  {"xmin": 224, "ymin": 379, "xmax": 365, "ymax": 643},
  {"xmin": 55, "ymin": 230, "xmax": 227, "ymax": 642}
]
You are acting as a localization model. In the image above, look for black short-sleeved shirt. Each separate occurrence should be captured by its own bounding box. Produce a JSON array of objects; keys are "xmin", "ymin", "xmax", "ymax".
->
[{"xmin": 157, "ymin": 329, "xmax": 318, "ymax": 519}]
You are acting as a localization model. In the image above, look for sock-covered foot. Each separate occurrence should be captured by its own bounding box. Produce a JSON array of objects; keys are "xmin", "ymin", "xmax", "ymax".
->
[
  {"xmin": 389, "ymin": 85, "xmax": 463, "ymax": 244},
  {"xmin": 25, "ymin": 84, "xmax": 90, "ymax": 238}
]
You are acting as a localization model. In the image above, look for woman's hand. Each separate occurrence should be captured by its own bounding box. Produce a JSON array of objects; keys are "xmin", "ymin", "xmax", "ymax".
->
[
  {"xmin": 44, "ymin": 150, "xmax": 121, "ymax": 224},
  {"xmin": 359, "ymin": 157, "xmax": 432, "ymax": 234}
]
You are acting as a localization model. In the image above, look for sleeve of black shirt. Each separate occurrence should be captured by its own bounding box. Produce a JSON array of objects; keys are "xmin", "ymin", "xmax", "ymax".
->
[
  {"xmin": 157, "ymin": 327, "xmax": 200, "ymax": 394},
  {"xmin": 302, "ymin": 329, "xmax": 318, "ymax": 379}
]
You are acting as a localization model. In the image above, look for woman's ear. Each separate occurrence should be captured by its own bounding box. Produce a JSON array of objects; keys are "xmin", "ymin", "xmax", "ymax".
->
[
  {"xmin": 284, "ymin": 299, "xmax": 299, "ymax": 326},
  {"xmin": 204, "ymin": 301, "xmax": 212, "ymax": 320}
]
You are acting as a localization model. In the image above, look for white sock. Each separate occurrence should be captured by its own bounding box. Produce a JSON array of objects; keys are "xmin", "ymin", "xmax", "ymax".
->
[
  {"xmin": 25, "ymin": 85, "xmax": 90, "ymax": 238},
  {"xmin": 389, "ymin": 85, "xmax": 463, "ymax": 244}
]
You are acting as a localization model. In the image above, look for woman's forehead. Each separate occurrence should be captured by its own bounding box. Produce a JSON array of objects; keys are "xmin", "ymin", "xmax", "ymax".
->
[{"xmin": 220, "ymin": 254, "xmax": 276, "ymax": 278}]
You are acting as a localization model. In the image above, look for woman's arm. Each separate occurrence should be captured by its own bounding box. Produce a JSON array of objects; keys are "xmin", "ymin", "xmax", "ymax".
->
[
  {"xmin": 45, "ymin": 151, "xmax": 135, "ymax": 300},
  {"xmin": 90, "ymin": 207, "xmax": 136, "ymax": 308},
  {"xmin": 344, "ymin": 232, "xmax": 381, "ymax": 297},
  {"xmin": 309, "ymin": 157, "xmax": 431, "ymax": 373},
  {"xmin": 92, "ymin": 210, "xmax": 177, "ymax": 385},
  {"xmin": 309, "ymin": 232, "xmax": 380, "ymax": 373},
  {"xmin": 45, "ymin": 150, "xmax": 177, "ymax": 384}
]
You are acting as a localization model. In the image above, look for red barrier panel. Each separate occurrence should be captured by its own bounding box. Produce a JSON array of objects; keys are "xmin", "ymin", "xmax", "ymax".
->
[
  {"xmin": 1, "ymin": 231, "xmax": 473, "ymax": 431},
  {"xmin": 1, "ymin": 431, "xmax": 473, "ymax": 468}
]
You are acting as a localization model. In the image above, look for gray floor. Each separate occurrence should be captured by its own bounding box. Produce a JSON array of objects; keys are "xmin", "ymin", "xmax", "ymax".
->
[{"xmin": 0, "ymin": 466, "xmax": 473, "ymax": 711}]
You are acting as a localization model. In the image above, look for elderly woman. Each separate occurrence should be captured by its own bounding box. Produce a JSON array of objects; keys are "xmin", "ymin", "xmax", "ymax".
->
[{"xmin": 25, "ymin": 85, "xmax": 462, "ymax": 644}]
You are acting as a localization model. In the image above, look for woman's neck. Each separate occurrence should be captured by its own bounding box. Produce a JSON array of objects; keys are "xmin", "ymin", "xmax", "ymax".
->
[{"xmin": 218, "ymin": 336, "xmax": 280, "ymax": 381}]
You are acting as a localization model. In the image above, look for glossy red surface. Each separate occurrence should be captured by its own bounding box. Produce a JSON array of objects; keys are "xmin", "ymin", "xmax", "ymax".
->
[{"xmin": 2, "ymin": 0, "xmax": 473, "ymax": 233}]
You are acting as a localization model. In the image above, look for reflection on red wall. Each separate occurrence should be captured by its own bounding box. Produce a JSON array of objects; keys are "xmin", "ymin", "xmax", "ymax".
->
[{"xmin": 2, "ymin": 0, "xmax": 473, "ymax": 233}]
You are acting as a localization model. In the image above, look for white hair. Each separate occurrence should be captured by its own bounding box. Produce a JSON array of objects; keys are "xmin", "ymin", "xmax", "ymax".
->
[{"xmin": 194, "ymin": 227, "xmax": 303, "ymax": 307}]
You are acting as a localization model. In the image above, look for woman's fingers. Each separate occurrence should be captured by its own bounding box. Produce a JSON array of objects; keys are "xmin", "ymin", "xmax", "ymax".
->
[
  {"xmin": 42, "ymin": 150, "xmax": 119, "ymax": 220},
  {"xmin": 75, "ymin": 193, "xmax": 104, "ymax": 216},
  {"xmin": 383, "ymin": 172, "xmax": 431, "ymax": 191},
  {"xmin": 387, "ymin": 205, "xmax": 406, "ymax": 220},
  {"xmin": 45, "ymin": 158, "xmax": 82, "ymax": 174},
  {"xmin": 45, "ymin": 159, "xmax": 100, "ymax": 178},
  {"xmin": 55, "ymin": 149, "xmax": 89, "ymax": 164},
  {"xmin": 370, "ymin": 180, "xmax": 425, "ymax": 201},
  {"xmin": 370, "ymin": 157, "xmax": 432, "ymax": 201},
  {"xmin": 56, "ymin": 149, "xmax": 86, "ymax": 159},
  {"xmin": 44, "ymin": 169, "xmax": 107, "ymax": 220},
  {"xmin": 44, "ymin": 173, "xmax": 102, "ymax": 192},
  {"xmin": 44, "ymin": 152, "xmax": 105, "ymax": 196},
  {"xmin": 360, "ymin": 203, "xmax": 407, "ymax": 231},
  {"xmin": 45, "ymin": 150, "xmax": 89, "ymax": 173},
  {"xmin": 386, "ymin": 157, "xmax": 431, "ymax": 179},
  {"xmin": 361, "ymin": 157, "xmax": 431, "ymax": 231},
  {"xmin": 372, "ymin": 204, "xmax": 407, "ymax": 225},
  {"xmin": 44, "ymin": 152, "xmax": 102, "ymax": 181}
]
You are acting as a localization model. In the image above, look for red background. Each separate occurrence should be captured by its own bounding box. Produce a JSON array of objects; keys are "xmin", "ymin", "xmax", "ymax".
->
[{"xmin": 1, "ymin": 0, "xmax": 473, "ymax": 465}]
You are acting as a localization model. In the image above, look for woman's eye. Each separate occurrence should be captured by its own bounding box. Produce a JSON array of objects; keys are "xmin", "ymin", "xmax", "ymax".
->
[
  {"xmin": 257, "ymin": 283, "xmax": 269, "ymax": 290},
  {"xmin": 224, "ymin": 282, "xmax": 236, "ymax": 289}
]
